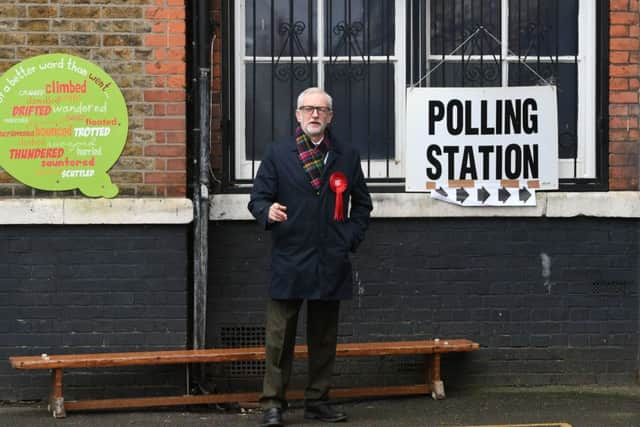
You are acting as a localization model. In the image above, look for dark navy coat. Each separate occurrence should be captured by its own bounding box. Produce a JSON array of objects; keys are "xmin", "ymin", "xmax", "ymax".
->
[{"xmin": 248, "ymin": 135, "xmax": 373, "ymax": 300}]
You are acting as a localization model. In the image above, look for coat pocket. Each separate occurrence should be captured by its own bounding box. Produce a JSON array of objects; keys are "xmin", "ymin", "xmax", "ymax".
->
[{"xmin": 331, "ymin": 221, "xmax": 356, "ymax": 252}]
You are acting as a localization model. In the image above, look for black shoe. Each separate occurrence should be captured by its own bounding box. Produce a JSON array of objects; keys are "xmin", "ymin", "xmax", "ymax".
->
[
  {"xmin": 304, "ymin": 403, "xmax": 347, "ymax": 422},
  {"xmin": 260, "ymin": 407, "xmax": 284, "ymax": 427}
]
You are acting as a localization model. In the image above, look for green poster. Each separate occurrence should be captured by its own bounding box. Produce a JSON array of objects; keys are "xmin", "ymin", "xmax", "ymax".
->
[{"xmin": 0, "ymin": 54, "xmax": 128, "ymax": 198}]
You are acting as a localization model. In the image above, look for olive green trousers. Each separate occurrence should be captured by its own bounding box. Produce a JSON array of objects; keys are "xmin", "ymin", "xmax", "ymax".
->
[{"xmin": 260, "ymin": 299, "xmax": 340, "ymax": 410}]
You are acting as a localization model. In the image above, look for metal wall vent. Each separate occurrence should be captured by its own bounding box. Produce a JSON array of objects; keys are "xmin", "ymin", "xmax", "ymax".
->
[{"xmin": 220, "ymin": 326, "xmax": 266, "ymax": 377}]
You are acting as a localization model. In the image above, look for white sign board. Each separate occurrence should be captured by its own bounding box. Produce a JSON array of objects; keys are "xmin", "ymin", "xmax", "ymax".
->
[{"xmin": 405, "ymin": 86, "xmax": 558, "ymax": 205}]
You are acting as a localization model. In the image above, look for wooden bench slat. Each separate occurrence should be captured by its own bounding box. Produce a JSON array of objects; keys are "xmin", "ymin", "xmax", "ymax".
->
[
  {"xmin": 10, "ymin": 339, "xmax": 479, "ymax": 370},
  {"xmin": 63, "ymin": 385, "xmax": 431, "ymax": 412}
]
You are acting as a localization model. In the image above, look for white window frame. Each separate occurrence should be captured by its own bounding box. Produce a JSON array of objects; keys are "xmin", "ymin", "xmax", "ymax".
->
[
  {"xmin": 234, "ymin": 0, "xmax": 406, "ymax": 181},
  {"xmin": 423, "ymin": 0, "xmax": 597, "ymax": 179},
  {"xmin": 235, "ymin": 1, "xmax": 596, "ymax": 182}
]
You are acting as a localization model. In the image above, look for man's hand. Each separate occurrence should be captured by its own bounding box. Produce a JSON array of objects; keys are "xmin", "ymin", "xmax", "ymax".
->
[{"xmin": 268, "ymin": 203, "xmax": 288, "ymax": 223}]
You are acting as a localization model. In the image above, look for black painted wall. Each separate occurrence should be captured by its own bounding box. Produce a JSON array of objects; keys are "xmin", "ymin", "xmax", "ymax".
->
[
  {"xmin": 206, "ymin": 218, "xmax": 639, "ymax": 392},
  {"xmin": 3, "ymin": 219, "xmax": 637, "ymax": 401},
  {"xmin": 0, "ymin": 225, "xmax": 189, "ymax": 401}
]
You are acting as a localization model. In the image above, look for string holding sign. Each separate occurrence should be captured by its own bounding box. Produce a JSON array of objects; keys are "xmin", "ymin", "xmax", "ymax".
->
[{"xmin": 409, "ymin": 26, "xmax": 555, "ymax": 90}]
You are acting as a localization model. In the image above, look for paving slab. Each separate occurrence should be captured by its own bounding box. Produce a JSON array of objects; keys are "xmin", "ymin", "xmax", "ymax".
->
[{"xmin": 1, "ymin": 386, "xmax": 639, "ymax": 427}]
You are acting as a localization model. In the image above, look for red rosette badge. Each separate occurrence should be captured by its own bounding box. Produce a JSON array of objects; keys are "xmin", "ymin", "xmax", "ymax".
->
[{"xmin": 329, "ymin": 171, "xmax": 348, "ymax": 221}]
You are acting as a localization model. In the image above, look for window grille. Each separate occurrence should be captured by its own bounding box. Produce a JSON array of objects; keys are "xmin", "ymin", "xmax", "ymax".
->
[{"xmin": 224, "ymin": 0, "xmax": 608, "ymax": 190}]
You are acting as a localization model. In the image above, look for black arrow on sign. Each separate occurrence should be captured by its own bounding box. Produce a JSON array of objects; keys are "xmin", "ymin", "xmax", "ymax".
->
[
  {"xmin": 436, "ymin": 187, "xmax": 448, "ymax": 198},
  {"xmin": 477, "ymin": 186, "xmax": 490, "ymax": 203},
  {"xmin": 456, "ymin": 187, "xmax": 469, "ymax": 203},
  {"xmin": 519, "ymin": 187, "xmax": 532, "ymax": 202},
  {"xmin": 498, "ymin": 187, "xmax": 511, "ymax": 203}
]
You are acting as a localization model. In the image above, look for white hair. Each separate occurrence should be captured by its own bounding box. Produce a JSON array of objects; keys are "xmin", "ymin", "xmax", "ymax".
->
[{"xmin": 296, "ymin": 87, "xmax": 333, "ymax": 109}]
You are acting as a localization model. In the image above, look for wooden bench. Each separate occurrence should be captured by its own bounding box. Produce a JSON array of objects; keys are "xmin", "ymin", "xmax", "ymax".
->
[{"xmin": 10, "ymin": 339, "xmax": 479, "ymax": 418}]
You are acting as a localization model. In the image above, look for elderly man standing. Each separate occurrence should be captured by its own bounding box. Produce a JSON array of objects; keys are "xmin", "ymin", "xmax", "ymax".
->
[{"xmin": 248, "ymin": 87, "xmax": 373, "ymax": 426}]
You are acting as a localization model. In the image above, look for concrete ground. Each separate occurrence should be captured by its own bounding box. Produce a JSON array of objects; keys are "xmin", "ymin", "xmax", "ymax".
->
[{"xmin": 2, "ymin": 386, "xmax": 639, "ymax": 427}]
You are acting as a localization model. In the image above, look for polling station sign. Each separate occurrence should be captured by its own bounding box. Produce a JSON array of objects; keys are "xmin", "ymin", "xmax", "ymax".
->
[
  {"xmin": 405, "ymin": 86, "xmax": 558, "ymax": 205},
  {"xmin": 0, "ymin": 54, "xmax": 128, "ymax": 198}
]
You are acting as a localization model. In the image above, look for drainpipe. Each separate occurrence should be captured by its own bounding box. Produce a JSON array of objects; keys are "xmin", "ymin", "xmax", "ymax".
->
[
  {"xmin": 188, "ymin": 0, "xmax": 212, "ymax": 386},
  {"xmin": 193, "ymin": 65, "xmax": 211, "ymax": 352}
]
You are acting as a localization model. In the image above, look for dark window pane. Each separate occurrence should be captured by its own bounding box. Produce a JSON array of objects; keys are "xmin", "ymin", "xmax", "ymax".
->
[
  {"xmin": 245, "ymin": 64, "xmax": 316, "ymax": 160},
  {"xmin": 508, "ymin": 0, "xmax": 578, "ymax": 57},
  {"xmin": 430, "ymin": 0, "xmax": 501, "ymax": 55},
  {"xmin": 325, "ymin": 64, "xmax": 394, "ymax": 160},
  {"xmin": 326, "ymin": 0, "xmax": 394, "ymax": 57},
  {"xmin": 429, "ymin": 61, "xmax": 502, "ymax": 87},
  {"xmin": 246, "ymin": 0, "xmax": 316, "ymax": 57},
  {"xmin": 509, "ymin": 63, "xmax": 577, "ymax": 159}
]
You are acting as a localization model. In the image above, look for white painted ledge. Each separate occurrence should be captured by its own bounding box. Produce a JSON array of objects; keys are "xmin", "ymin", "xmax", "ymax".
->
[
  {"xmin": 0, "ymin": 198, "xmax": 193, "ymax": 224},
  {"xmin": 210, "ymin": 192, "xmax": 640, "ymax": 220}
]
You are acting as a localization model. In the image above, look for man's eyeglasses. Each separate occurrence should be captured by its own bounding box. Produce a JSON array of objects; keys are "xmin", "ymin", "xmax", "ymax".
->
[{"xmin": 298, "ymin": 106, "xmax": 332, "ymax": 115}]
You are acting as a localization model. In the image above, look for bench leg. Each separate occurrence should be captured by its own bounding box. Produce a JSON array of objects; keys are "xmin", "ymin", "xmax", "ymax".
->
[
  {"xmin": 427, "ymin": 354, "xmax": 445, "ymax": 400},
  {"xmin": 48, "ymin": 369, "xmax": 66, "ymax": 418}
]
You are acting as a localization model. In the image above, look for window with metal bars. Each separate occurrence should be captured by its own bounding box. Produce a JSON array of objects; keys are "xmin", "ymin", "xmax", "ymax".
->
[{"xmin": 227, "ymin": 0, "xmax": 607, "ymax": 189}]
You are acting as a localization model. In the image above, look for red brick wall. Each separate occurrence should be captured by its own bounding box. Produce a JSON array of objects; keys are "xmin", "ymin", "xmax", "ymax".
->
[
  {"xmin": 143, "ymin": 2, "xmax": 187, "ymax": 196},
  {"xmin": 211, "ymin": 0, "xmax": 223, "ymax": 178},
  {"xmin": 609, "ymin": 0, "xmax": 640, "ymax": 190},
  {"xmin": 0, "ymin": 0, "xmax": 187, "ymax": 197},
  {"xmin": 5, "ymin": 2, "xmax": 631, "ymax": 195}
]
